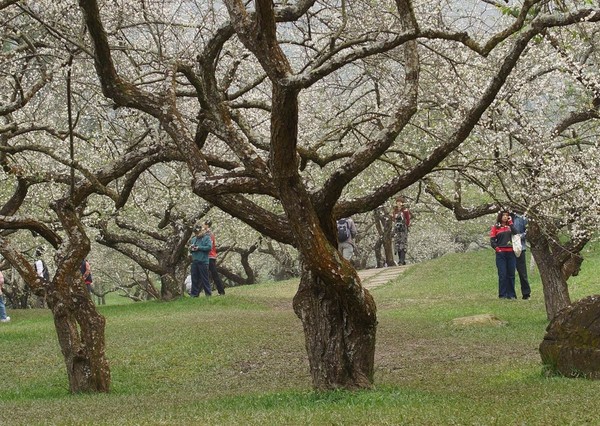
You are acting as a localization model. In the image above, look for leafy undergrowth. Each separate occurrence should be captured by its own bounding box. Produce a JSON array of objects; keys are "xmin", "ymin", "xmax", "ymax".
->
[{"xmin": 1, "ymin": 246, "xmax": 600, "ymax": 425}]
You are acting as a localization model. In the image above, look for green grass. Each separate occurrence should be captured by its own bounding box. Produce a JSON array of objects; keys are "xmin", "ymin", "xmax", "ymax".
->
[{"xmin": 1, "ymin": 247, "xmax": 600, "ymax": 425}]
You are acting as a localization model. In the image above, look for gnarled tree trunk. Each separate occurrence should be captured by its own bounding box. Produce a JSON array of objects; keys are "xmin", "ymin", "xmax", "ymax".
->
[
  {"xmin": 47, "ymin": 273, "xmax": 110, "ymax": 393},
  {"xmin": 53, "ymin": 199, "xmax": 111, "ymax": 392},
  {"xmin": 528, "ymin": 222, "xmax": 571, "ymax": 320},
  {"xmin": 293, "ymin": 264, "xmax": 377, "ymax": 390}
]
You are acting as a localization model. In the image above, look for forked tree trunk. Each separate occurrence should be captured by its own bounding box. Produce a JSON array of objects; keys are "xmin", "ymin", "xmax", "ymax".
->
[
  {"xmin": 47, "ymin": 274, "xmax": 110, "ymax": 393},
  {"xmin": 51, "ymin": 199, "xmax": 110, "ymax": 393},
  {"xmin": 293, "ymin": 265, "xmax": 377, "ymax": 390}
]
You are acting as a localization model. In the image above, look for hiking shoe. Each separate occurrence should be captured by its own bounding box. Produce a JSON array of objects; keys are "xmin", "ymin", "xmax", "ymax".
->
[
  {"xmin": 0, "ymin": 316, "xmax": 10, "ymax": 323},
  {"xmin": 523, "ymin": 295, "xmax": 531, "ymax": 300}
]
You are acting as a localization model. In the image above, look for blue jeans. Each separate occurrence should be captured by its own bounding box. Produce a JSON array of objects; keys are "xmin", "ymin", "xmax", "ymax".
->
[
  {"xmin": 516, "ymin": 251, "xmax": 531, "ymax": 297},
  {"xmin": 0, "ymin": 295, "xmax": 7, "ymax": 320},
  {"xmin": 496, "ymin": 251, "xmax": 516, "ymax": 299},
  {"xmin": 190, "ymin": 261, "xmax": 211, "ymax": 296}
]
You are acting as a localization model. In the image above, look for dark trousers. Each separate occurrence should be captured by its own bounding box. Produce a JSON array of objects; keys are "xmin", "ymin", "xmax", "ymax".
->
[
  {"xmin": 516, "ymin": 251, "xmax": 531, "ymax": 298},
  {"xmin": 397, "ymin": 249, "xmax": 406, "ymax": 265},
  {"xmin": 208, "ymin": 258, "xmax": 225, "ymax": 295},
  {"xmin": 191, "ymin": 261, "xmax": 211, "ymax": 296},
  {"xmin": 496, "ymin": 251, "xmax": 516, "ymax": 299}
]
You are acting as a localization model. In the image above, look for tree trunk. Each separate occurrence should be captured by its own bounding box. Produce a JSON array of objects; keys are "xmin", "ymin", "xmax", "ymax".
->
[
  {"xmin": 46, "ymin": 273, "xmax": 111, "ymax": 393},
  {"xmin": 51, "ymin": 199, "xmax": 111, "ymax": 393},
  {"xmin": 528, "ymin": 222, "xmax": 571, "ymax": 320},
  {"xmin": 374, "ymin": 208, "xmax": 395, "ymax": 266},
  {"xmin": 293, "ymin": 265, "xmax": 377, "ymax": 390},
  {"xmin": 160, "ymin": 263, "xmax": 188, "ymax": 300}
]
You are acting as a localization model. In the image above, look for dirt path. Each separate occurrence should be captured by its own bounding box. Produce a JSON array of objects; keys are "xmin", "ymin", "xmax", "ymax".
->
[{"xmin": 357, "ymin": 265, "xmax": 408, "ymax": 290}]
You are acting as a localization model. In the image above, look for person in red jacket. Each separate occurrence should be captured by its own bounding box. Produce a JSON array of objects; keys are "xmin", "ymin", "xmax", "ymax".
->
[
  {"xmin": 204, "ymin": 220, "xmax": 226, "ymax": 296},
  {"xmin": 490, "ymin": 210, "xmax": 518, "ymax": 299}
]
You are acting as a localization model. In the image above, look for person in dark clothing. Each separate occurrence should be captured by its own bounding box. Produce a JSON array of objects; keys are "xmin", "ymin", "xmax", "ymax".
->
[
  {"xmin": 490, "ymin": 210, "xmax": 518, "ymax": 299},
  {"xmin": 204, "ymin": 220, "xmax": 225, "ymax": 296},
  {"xmin": 337, "ymin": 217, "xmax": 358, "ymax": 261},
  {"xmin": 511, "ymin": 213, "xmax": 531, "ymax": 300},
  {"xmin": 391, "ymin": 197, "xmax": 411, "ymax": 265},
  {"xmin": 189, "ymin": 224, "xmax": 213, "ymax": 297}
]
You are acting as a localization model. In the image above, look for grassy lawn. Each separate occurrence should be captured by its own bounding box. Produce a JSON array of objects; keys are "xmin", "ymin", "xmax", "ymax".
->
[{"xmin": 1, "ymin": 246, "xmax": 600, "ymax": 425}]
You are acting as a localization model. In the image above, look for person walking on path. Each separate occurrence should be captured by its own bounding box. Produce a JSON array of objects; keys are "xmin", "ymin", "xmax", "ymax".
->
[
  {"xmin": 511, "ymin": 213, "xmax": 531, "ymax": 300},
  {"xmin": 204, "ymin": 220, "xmax": 226, "ymax": 296},
  {"xmin": 337, "ymin": 217, "xmax": 358, "ymax": 261},
  {"xmin": 0, "ymin": 270, "xmax": 10, "ymax": 323},
  {"xmin": 490, "ymin": 210, "xmax": 518, "ymax": 299},
  {"xmin": 391, "ymin": 196, "xmax": 411, "ymax": 265},
  {"xmin": 188, "ymin": 224, "xmax": 213, "ymax": 297}
]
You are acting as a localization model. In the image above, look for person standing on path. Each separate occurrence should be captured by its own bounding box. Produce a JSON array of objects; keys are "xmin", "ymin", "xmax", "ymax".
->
[
  {"xmin": 490, "ymin": 210, "xmax": 518, "ymax": 299},
  {"xmin": 391, "ymin": 196, "xmax": 411, "ymax": 265},
  {"xmin": 204, "ymin": 220, "xmax": 225, "ymax": 296},
  {"xmin": 511, "ymin": 213, "xmax": 531, "ymax": 300},
  {"xmin": 189, "ymin": 224, "xmax": 213, "ymax": 297}
]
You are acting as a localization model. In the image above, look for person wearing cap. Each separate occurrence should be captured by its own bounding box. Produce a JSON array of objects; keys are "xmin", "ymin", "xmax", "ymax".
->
[
  {"xmin": 188, "ymin": 224, "xmax": 213, "ymax": 297},
  {"xmin": 204, "ymin": 220, "xmax": 225, "ymax": 296}
]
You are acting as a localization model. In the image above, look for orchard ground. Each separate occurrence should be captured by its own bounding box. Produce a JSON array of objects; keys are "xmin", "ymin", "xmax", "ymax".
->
[{"xmin": 1, "ymin": 245, "xmax": 599, "ymax": 425}]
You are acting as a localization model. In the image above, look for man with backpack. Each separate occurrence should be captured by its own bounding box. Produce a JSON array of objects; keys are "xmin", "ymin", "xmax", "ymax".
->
[
  {"xmin": 337, "ymin": 217, "xmax": 358, "ymax": 261},
  {"xmin": 34, "ymin": 246, "xmax": 49, "ymax": 281}
]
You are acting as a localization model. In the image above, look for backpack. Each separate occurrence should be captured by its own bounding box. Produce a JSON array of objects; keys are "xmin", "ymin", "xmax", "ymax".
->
[
  {"xmin": 394, "ymin": 217, "xmax": 407, "ymax": 234},
  {"xmin": 337, "ymin": 219, "xmax": 351, "ymax": 242},
  {"xmin": 394, "ymin": 211, "xmax": 408, "ymax": 234}
]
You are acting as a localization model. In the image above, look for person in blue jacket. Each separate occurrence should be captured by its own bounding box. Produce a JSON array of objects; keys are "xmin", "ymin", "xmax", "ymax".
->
[
  {"xmin": 188, "ymin": 224, "xmax": 213, "ymax": 297},
  {"xmin": 511, "ymin": 213, "xmax": 531, "ymax": 300}
]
